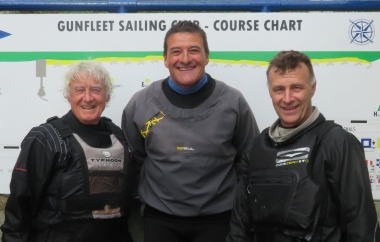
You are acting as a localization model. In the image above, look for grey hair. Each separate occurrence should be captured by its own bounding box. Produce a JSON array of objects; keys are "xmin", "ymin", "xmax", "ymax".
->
[
  {"xmin": 63, "ymin": 62, "xmax": 113, "ymax": 100},
  {"xmin": 266, "ymin": 50, "xmax": 316, "ymax": 88}
]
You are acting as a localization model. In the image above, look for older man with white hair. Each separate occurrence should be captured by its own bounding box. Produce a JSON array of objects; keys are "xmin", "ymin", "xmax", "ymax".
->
[{"xmin": 2, "ymin": 62, "xmax": 136, "ymax": 242}]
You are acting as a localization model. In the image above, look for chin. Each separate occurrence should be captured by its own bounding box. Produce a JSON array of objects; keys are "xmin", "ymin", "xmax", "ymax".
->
[
  {"xmin": 280, "ymin": 119, "xmax": 297, "ymax": 127},
  {"xmin": 80, "ymin": 117, "xmax": 98, "ymax": 125}
]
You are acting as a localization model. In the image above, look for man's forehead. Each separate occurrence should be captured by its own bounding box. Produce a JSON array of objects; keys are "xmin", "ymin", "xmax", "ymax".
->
[
  {"xmin": 168, "ymin": 44, "xmax": 202, "ymax": 51},
  {"xmin": 271, "ymin": 67, "xmax": 297, "ymax": 75},
  {"xmin": 168, "ymin": 32, "xmax": 203, "ymax": 44},
  {"xmin": 70, "ymin": 79, "xmax": 103, "ymax": 87},
  {"xmin": 270, "ymin": 65, "xmax": 309, "ymax": 78}
]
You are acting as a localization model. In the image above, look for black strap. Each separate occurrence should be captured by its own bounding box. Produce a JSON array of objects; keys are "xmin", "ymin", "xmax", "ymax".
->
[
  {"xmin": 104, "ymin": 119, "xmax": 125, "ymax": 141},
  {"xmin": 46, "ymin": 116, "xmax": 73, "ymax": 138},
  {"xmin": 307, "ymin": 121, "xmax": 340, "ymax": 174},
  {"xmin": 315, "ymin": 121, "xmax": 339, "ymax": 142},
  {"xmin": 305, "ymin": 120, "xmax": 340, "ymax": 240},
  {"xmin": 63, "ymin": 194, "xmax": 123, "ymax": 212}
]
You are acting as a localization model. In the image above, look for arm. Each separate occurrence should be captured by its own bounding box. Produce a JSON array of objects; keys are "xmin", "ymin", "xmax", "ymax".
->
[
  {"xmin": 324, "ymin": 129, "xmax": 380, "ymax": 241},
  {"xmin": 227, "ymin": 151, "xmax": 254, "ymax": 242},
  {"xmin": 232, "ymin": 95, "xmax": 260, "ymax": 179},
  {"xmin": 1, "ymin": 125, "xmax": 57, "ymax": 242},
  {"xmin": 121, "ymin": 97, "xmax": 147, "ymax": 170}
]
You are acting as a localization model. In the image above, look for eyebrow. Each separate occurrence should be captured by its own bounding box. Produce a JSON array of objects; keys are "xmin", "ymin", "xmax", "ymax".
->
[
  {"xmin": 72, "ymin": 84, "xmax": 103, "ymax": 90},
  {"xmin": 169, "ymin": 45, "xmax": 201, "ymax": 51}
]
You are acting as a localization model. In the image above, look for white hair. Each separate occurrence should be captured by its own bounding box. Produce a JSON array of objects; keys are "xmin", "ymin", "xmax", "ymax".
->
[{"xmin": 62, "ymin": 62, "xmax": 113, "ymax": 100}]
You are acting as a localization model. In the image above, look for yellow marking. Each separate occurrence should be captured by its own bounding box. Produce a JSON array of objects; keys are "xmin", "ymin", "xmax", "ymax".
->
[
  {"xmin": 140, "ymin": 111, "xmax": 165, "ymax": 138},
  {"xmin": 45, "ymin": 57, "xmax": 371, "ymax": 67},
  {"xmin": 286, "ymin": 160, "xmax": 298, "ymax": 165}
]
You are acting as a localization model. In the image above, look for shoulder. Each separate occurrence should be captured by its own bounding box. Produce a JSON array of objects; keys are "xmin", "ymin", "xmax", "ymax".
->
[
  {"xmin": 320, "ymin": 124, "xmax": 363, "ymax": 157},
  {"xmin": 126, "ymin": 79, "xmax": 163, "ymax": 108},
  {"xmin": 132, "ymin": 79, "xmax": 163, "ymax": 99},
  {"xmin": 20, "ymin": 122, "xmax": 62, "ymax": 152},
  {"xmin": 253, "ymin": 128, "xmax": 269, "ymax": 143},
  {"xmin": 212, "ymin": 78, "xmax": 244, "ymax": 97},
  {"xmin": 101, "ymin": 116, "xmax": 122, "ymax": 131},
  {"xmin": 26, "ymin": 123, "xmax": 59, "ymax": 140},
  {"xmin": 124, "ymin": 79, "xmax": 164, "ymax": 115},
  {"xmin": 323, "ymin": 125, "xmax": 359, "ymax": 143},
  {"xmin": 211, "ymin": 78, "xmax": 249, "ymax": 108}
]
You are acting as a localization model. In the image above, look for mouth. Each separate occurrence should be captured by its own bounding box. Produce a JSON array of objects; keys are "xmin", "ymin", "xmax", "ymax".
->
[
  {"xmin": 81, "ymin": 105, "xmax": 96, "ymax": 110},
  {"xmin": 177, "ymin": 67, "xmax": 195, "ymax": 71},
  {"xmin": 282, "ymin": 105, "xmax": 299, "ymax": 111}
]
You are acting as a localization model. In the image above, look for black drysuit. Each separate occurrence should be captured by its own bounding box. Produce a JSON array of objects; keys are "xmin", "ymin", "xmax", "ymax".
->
[
  {"xmin": 1, "ymin": 111, "xmax": 136, "ymax": 242},
  {"xmin": 227, "ymin": 114, "xmax": 380, "ymax": 242}
]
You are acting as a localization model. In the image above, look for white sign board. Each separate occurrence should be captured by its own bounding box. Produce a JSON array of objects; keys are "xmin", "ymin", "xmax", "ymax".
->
[{"xmin": 0, "ymin": 13, "xmax": 379, "ymax": 198}]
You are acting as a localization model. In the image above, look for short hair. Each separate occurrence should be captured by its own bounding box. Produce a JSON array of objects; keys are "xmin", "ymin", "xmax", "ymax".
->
[
  {"xmin": 63, "ymin": 62, "xmax": 113, "ymax": 100},
  {"xmin": 163, "ymin": 20, "xmax": 209, "ymax": 56},
  {"xmin": 266, "ymin": 50, "xmax": 316, "ymax": 87}
]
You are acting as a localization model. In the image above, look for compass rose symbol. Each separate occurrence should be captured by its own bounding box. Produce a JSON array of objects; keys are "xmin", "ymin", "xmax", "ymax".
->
[{"xmin": 348, "ymin": 19, "xmax": 375, "ymax": 45}]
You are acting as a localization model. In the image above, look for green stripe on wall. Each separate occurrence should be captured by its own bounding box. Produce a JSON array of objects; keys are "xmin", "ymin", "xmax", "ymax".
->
[{"xmin": 0, "ymin": 51, "xmax": 380, "ymax": 62}]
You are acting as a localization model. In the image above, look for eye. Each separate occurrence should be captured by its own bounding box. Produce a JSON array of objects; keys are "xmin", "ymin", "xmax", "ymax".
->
[
  {"xmin": 292, "ymin": 85, "xmax": 303, "ymax": 91},
  {"xmin": 170, "ymin": 50, "xmax": 181, "ymax": 55},
  {"xmin": 74, "ymin": 88, "xmax": 85, "ymax": 94},
  {"xmin": 189, "ymin": 48, "xmax": 200, "ymax": 54},
  {"xmin": 91, "ymin": 87, "xmax": 102, "ymax": 94},
  {"xmin": 272, "ymin": 87, "xmax": 284, "ymax": 93}
]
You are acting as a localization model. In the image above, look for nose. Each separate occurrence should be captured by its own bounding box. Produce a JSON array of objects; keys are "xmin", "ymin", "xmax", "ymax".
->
[
  {"xmin": 83, "ymin": 89, "xmax": 93, "ymax": 102},
  {"xmin": 180, "ymin": 51, "xmax": 190, "ymax": 64},
  {"xmin": 282, "ymin": 89, "xmax": 294, "ymax": 103}
]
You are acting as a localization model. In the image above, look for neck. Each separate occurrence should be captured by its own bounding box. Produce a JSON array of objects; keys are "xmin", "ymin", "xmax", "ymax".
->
[{"xmin": 168, "ymin": 73, "xmax": 208, "ymax": 94}]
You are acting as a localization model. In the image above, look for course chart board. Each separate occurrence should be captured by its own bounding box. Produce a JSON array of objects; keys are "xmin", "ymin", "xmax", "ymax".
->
[{"xmin": 0, "ymin": 13, "xmax": 380, "ymax": 199}]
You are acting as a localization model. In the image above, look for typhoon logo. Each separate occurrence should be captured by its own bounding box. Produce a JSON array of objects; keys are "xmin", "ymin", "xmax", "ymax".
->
[{"xmin": 348, "ymin": 19, "xmax": 375, "ymax": 45}]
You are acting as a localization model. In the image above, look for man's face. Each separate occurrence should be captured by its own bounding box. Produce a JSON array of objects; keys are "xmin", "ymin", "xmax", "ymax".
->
[
  {"xmin": 67, "ymin": 73, "xmax": 110, "ymax": 125},
  {"xmin": 268, "ymin": 63, "xmax": 316, "ymax": 128},
  {"xmin": 164, "ymin": 32, "xmax": 209, "ymax": 88}
]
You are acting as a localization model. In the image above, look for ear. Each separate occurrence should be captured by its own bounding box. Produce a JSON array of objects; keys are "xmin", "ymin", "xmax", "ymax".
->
[
  {"xmin": 164, "ymin": 55, "xmax": 169, "ymax": 68},
  {"xmin": 106, "ymin": 94, "xmax": 111, "ymax": 103},
  {"xmin": 205, "ymin": 53, "xmax": 209, "ymax": 65},
  {"xmin": 267, "ymin": 79, "xmax": 273, "ymax": 97},
  {"xmin": 311, "ymin": 81, "xmax": 316, "ymax": 96}
]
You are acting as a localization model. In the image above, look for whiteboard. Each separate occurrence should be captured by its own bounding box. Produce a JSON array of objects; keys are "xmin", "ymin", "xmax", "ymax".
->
[{"xmin": 0, "ymin": 12, "xmax": 379, "ymax": 199}]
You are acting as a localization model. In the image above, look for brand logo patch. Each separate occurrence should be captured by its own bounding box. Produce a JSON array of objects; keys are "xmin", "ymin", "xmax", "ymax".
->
[
  {"xmin": 177, "ymin": 146, "xmax": 195, "ymax": 151},
  {"xmin": 276, "ymin": 147, "xmax": 310, "ymax": 167},
  {"xmin": 102, "ymin": 150, "xmax": 112, "ymax": 158},
  {"xmin": 90, "ymin": 158, "xmax": 122, "ymax": 163}
]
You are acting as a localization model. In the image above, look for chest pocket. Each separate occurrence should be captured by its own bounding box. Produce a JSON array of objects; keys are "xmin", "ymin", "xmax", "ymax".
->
[
  {"xmin": 73, "ymin": 133, "xmax": 125, "ymax": 195},
  {"xmin": 247, "ymin": 168, "xmax": 320, "ymax": 232}
]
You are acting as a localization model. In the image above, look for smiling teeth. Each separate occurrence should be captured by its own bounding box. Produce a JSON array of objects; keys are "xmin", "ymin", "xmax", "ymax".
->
[
  {"xmin": 179, "ymin": 68, "xmax": 193, "ymax": 70},
  {"xmin": 82, "ymin": 106, "xmax": 95, "ymax": 109}
]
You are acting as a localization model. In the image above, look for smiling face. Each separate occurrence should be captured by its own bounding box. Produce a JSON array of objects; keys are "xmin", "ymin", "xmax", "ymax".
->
[
  {"xmin": 164, "ymin": 32, "xmax": 209, "ymax": 88},
  {"xmin": 67, "ymin": 73, "xmax": 110, "ymax": 125},
  {"xmin": 268, "ymin": 63, "xmax": 316, "ymax": 128}
]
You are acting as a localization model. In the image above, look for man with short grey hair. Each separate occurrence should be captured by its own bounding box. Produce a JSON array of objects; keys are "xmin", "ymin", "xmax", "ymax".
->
[{"xmin": 227, "ymin": 50, "xmax": 380, "ymax": 242}]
